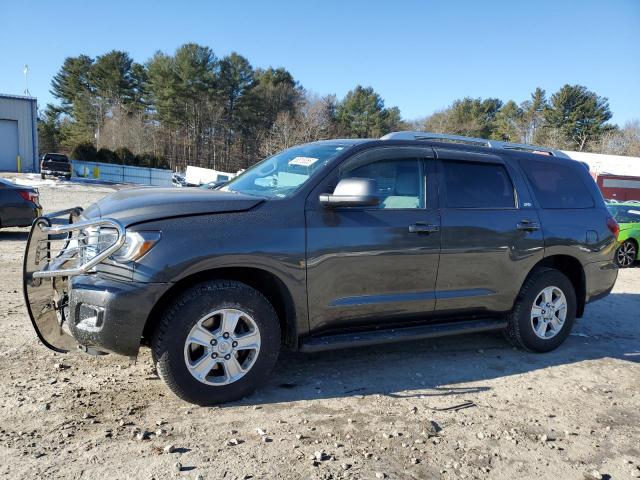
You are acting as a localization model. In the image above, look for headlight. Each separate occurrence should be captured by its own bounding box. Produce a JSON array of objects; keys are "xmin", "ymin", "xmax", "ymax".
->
[
  {"xmin": 80, "ymin": 227, "xmax": 160, "ymax": 263},
  {"xmin": 111, "ymin": 231, "xmax": 161, "ymax": 262},
  {"xmin": 80, "ymin": 225, "xmax": 108, "ymax": 262}
]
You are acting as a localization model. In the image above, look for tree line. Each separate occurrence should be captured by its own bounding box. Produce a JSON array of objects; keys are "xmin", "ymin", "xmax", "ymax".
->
[
  {"xmin": 38, "ymin": 43, "xmax": 640, "ymax": 173},
  {"xmin": 413, "ymin": 87, "xmax": 639, "ymax": 156}
]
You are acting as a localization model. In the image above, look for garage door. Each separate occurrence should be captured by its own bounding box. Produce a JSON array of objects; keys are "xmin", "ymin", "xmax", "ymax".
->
[{"xmin": 0, "ymin": 119, "xmax": 19, "ymax": 172}]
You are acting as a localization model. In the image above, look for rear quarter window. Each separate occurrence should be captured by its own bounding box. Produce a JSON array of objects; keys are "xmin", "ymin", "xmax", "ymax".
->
[{"xmin": 519, "ymin": 160, "xmax": 594, "ymax": 209}]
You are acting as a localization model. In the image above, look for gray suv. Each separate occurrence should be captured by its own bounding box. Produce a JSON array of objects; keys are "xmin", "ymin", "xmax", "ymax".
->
[{"xmin": 23, "ymin": 132, "xmax": 619, "ymax": 405}]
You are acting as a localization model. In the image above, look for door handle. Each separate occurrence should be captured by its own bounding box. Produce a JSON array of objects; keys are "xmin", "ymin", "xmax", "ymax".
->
[
  {"xmin": 409, "ymin": 223, "xmax": 439, "ymax": 234},
  {"xmin": 517, "ymin": 220, "xmax": 540, "ymax": 231}
]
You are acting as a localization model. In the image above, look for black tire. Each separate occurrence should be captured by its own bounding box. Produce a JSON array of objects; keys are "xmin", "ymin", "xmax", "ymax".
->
[
  {"xmin": 65, "ymin": 174, "xmax": 72, "ymax": 180},
  {"xmin": 505, "ymin": 268, "xmax": 576, "ymax": 352},
  {"xmin": 152, "ymin": 280, "xmax": 281, "ymax": 405},
  {"xmin": 41, "ymin": 173, "xmax": 46, "ymax": 180},
  {"xmin": 615, "ymin": 239, "xmax": 637, "ymax": 268}
]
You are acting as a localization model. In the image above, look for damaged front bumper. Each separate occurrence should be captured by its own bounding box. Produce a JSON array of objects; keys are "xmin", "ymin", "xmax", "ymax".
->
[
  {"xmin": 66, "ymin": 275, "xmax": 168, "ymax": 357},
  {"xmin": 22, "ymin": 209, "xmax": 130, "ymax": 354}
]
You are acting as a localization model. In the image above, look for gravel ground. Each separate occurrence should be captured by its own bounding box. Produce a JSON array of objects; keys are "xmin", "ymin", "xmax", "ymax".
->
[{"xmin": 1, "ymin": 174, "xmax": 639, "ymax": 480}]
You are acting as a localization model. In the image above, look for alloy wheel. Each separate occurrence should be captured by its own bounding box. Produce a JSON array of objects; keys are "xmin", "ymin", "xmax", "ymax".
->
[
  {"xmin": 617, "ymin": 241, "xmax": 637, "ymax": 267},
  {"xmin": 184, "ymin": 308, "xmax": 261, "ymax": 386},
  {"xmin": 530, "ymin": 286, "xmax": 567, "ymax": 340}
]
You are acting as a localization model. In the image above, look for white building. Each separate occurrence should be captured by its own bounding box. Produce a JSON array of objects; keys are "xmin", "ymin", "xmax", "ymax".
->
[
  {"xmin": 0, "ymin": 94, "xmax": 38, "ymax": 173},
  {"xmin": 562, "ymin": 150, "xmax": 640, "ymax": 177},
  {"xmin": 563, "ymin": 150, "xmax": 640, "ymax": 201}
]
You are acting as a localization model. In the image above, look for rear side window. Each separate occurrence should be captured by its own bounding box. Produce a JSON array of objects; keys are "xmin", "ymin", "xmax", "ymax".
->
[
  {"xmin": 520, "ymin": 160, "xmax": 594, "ymax": 209},
  {"xmin": 442, "ymin": 160, "xmax": 515, "ymax": 208}
]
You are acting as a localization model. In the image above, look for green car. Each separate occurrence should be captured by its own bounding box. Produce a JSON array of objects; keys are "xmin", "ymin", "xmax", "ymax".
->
[{"xmin": 607, "ymin": 201, "xmax": 640, "ymax": 267}]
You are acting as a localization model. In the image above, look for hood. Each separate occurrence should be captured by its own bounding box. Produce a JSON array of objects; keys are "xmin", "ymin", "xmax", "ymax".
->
[{"xmin": 82, "ymin": 187, "xmax": 264, "ymax": 226}]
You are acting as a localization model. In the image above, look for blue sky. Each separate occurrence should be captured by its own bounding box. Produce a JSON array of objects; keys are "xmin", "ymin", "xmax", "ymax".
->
[{"xmin": 1, "ymin": 0, "xmax": 639, "ymax": 125}]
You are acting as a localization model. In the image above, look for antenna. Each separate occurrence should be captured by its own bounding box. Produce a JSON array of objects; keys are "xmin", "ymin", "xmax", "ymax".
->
[{"xmin": 23, "ymin": 64, "xmax": 31, "ymax": 96}]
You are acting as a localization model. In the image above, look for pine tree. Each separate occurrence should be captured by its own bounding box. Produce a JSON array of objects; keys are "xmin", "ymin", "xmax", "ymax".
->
[
  {"xmin": 492, "ymin": 100, "xmax": 524, "ymax": 142},
  {"xmin": 336, "ymin": 86, "xmax": 401, "ymax": 138},
  {"xmin": 520, "ymin": 87, "xmax": 547, "ymax": 144},
  {"xmin": 544, "ymin": 84, "xmax": 613, "ymax": 151}
]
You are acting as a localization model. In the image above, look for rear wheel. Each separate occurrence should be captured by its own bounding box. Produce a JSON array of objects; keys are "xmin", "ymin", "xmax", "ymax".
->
[
  {"xmin": 152, "ymin": 280, "xmax": 281, "ymax": 405},
  {"xmin": 506, "ymin": 268, "xmax": 576, "ymax": 352},
  {"xmin": 615, "ymin": 240, "xmax": 637, "ymax": 268}
]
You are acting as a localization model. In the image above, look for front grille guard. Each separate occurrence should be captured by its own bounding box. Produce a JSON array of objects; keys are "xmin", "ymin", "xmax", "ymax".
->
[
  {"xmin": 28, "ymin": 209, "xmax": 126, "ymax": 279},
  {"xmin": 23, "ymin": 209, "xmax": 125, "ymax": 353}
]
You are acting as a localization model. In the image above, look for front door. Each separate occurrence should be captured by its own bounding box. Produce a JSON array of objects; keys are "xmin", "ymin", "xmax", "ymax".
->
[
  {"xmin": 305, "ymin": 147, "xmax": 441, "ymax": 334},
  {"xmin": 434, "ymin": 149, "xmax": 545, "ymax": 315}
]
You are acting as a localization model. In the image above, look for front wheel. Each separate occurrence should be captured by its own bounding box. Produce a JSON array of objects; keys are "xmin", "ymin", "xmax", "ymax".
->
[
  {"xmin": 615, "ymin": 240, "xmax": 637, "ymax": 268},
  {"xmin": 506, "ymin": 268, "xmax": 576, "ymax": 352},
  {"xmin": 152, "ymin": 280, "xmax": 281, "ymax": 405}
]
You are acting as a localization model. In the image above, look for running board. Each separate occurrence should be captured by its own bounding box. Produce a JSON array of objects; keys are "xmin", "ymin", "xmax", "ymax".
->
[{"xmin": 299, "ymin": 319, "xmax": 507, "ymax": 353}]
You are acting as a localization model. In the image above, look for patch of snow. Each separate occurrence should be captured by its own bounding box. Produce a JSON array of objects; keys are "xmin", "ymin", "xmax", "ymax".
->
[{"xmin": 12, "ymin": 176, "xmax": 57, "ymax": 187}]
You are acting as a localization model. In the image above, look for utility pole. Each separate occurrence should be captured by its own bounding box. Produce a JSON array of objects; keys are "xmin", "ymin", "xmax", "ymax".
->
[{"xmin": 23, "ymin": 65, "xmax": 31, "ymax": 96}]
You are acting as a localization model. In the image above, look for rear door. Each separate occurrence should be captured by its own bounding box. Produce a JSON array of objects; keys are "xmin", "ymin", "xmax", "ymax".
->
[
  {"xmin": 305, "ymin": 147, "xmax": 441, "ymax": 334},
  {"xmin": 434, "ymin": 149, "xmax": 545, "ymax": 314},
  {"xmin": 516, "ymin": 157, "xmax": 617, "ymax": 273}
]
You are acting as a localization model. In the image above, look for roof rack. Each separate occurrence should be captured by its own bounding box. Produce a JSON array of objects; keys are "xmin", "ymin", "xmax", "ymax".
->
[{"xmin": 380, "ymin": 131, "xmax": 571, "ymax": 159}]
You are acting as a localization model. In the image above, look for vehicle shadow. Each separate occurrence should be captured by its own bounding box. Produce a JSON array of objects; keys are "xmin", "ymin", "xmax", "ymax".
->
[
  {"xmin": 0, "ymin": 230, "xmax": 29, "ymax": 241},
  {"xmin": 230, "ymin": 291, "xmax": 640, "ymax": 407}
]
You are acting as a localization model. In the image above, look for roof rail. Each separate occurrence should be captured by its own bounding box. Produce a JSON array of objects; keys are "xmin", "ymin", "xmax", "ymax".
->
[{"xmin": 380, "ymin": 131, "xmax": 571, "ymax": 159}]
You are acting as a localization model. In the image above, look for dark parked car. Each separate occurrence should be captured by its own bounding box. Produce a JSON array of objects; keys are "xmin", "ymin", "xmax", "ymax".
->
[
  {"xmin": 199, "ymin": 180, "xmax": 226, "ymax": 190},
  {"xmin": 172, "ymin": 173, "xmax": 187, "ymax": 187},
  {"xmin": 0, "ymin": 178, "xmax": 41, "ymax": 228},
  {"xmin": 23, "ymin": 132, "xmax": 619, "ymax": 405},
  {"xmin": 40, "ymin": 153, "xmax": 72, "ymax": 180}
]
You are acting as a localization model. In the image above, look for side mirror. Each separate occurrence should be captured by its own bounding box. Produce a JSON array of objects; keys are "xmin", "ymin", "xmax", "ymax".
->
[{"xmin": 319, "ymin": 178, "xmax": 380, "ymax": 208}]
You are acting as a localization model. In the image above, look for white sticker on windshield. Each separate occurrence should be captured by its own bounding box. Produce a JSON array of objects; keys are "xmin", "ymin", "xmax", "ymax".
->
[
  {"xmin": 628, "ymin": 209, "xmax": 640, "ymax": 215},
  {"xmin": 289, "ymin": 156, "xmax": 319, "ymax": 167}
]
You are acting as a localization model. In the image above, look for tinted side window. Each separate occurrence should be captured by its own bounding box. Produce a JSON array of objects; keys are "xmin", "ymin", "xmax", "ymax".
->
[
  {"xmin": 442, "ymin": 160, "xmax": 515, "ymax": 208},
  {"xmin": 520, "ymin": 161, "xmax": 594, "ymax": 209},
  {"xmin": 343, "ymin": 159, "xmax": 423, "ymax": 209}
]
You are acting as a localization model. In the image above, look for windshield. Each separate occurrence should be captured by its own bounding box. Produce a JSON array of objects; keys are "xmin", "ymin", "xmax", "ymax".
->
[
  {"xmin": 222, "ymin": 143, "xmax": 350, "ymax": 198},
  {"xmin": 607, "ymin": 205, "xmax": 640, "ymax": 223}
]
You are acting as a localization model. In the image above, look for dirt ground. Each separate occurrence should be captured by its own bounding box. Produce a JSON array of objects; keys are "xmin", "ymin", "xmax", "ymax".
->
[{"xmin": 0, "ymin": 174, "xmax": 639, "ymax": 480}]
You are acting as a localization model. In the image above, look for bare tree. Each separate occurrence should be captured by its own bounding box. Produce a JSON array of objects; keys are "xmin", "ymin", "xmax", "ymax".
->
[
  {"xmin": 101, "ymin": 106, "xmax": 155, "ymax": 155},
  {"xmin": 259, "ymin": 94, "xmax": 336, "ymax": 157},
  {"xmin": 598, "ymin": 120, "xmax": 640, "ymax": 156}
]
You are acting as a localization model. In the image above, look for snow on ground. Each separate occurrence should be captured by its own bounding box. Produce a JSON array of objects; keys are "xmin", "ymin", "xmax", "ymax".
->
[
  {"xmin": 10, "ymin": 174, "xmax": 132, "ymax": 189},
  {"xmin": 9, "ymin": 174, "xmax": 57, "ymax": 188}
]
